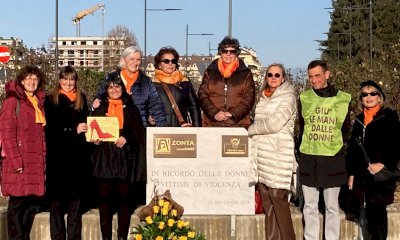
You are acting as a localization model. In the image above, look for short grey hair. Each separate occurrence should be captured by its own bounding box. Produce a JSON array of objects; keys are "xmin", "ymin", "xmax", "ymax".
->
[{"xmin": 118, "ymin": 46, "xmax": 143, "ymax": 68}]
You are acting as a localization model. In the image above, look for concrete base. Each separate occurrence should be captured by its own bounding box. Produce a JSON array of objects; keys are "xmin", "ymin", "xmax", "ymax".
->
[{"xmin": 0, "ymin": 206, "xmax": 400, "ymax": 239}]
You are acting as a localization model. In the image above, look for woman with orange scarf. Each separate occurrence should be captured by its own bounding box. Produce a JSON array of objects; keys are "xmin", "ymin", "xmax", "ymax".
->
[
  {"xmin": 0, "ymin": 66, "xmax": 46, "ymax": 240},
  {"xmin": 90, "ymin": 75, "xmax": 145, "ymax": 240},
  {"xmin": 149, "ymin": 46, "xmax": 201, "ymax": 127},
  {"xmin": 44, "ymin": 66, "xmax": 91, "ymax": 240},
  {"xmin": 346, "ymin": 80, "xmax": 400, "ymax": 239},
  {"xmin": 198, "ymin": 36, "xmax": 255, "ymax": 128}
]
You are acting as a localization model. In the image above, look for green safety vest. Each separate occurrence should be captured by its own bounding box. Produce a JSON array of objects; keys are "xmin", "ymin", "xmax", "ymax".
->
[{"xmin": 299, "ymin": 89, "xmax": 351, "ymax": 156}]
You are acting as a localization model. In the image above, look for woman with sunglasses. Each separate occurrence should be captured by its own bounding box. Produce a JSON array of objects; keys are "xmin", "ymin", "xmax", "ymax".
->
[
  {"xmin": 90, "ymin": 75, "xmax": 145, "ymax": 240},
  {"xmin": 198, "ymin": 36, "xmax": 255, "ymax": 128},
  {"xmin": 148, "ymin": 46, "xmax": 201, "ymax": 127},
  {"xmin": 248, "ymin": 63, "xmax": 297, "ymax": 240},
  {"xmin": 346, "ymin": 80, "xmax": 400, "ymax": 239}
]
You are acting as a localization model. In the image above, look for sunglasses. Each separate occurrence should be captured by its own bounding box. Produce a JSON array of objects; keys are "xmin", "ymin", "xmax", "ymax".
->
[
  {"xmin": 221, "ymin": 49, "xmax": 237, "ymax": 54},
  {"xmin": 267, "ymin": 73, "xmax": 281, "ymax": 78},
  {"xmin": 160, "ymin": 59, "xmax": 178, "ymax": 65},
  {"xmin": 361, "ymin": 91, "xmax": 380, "ymax": 97}
]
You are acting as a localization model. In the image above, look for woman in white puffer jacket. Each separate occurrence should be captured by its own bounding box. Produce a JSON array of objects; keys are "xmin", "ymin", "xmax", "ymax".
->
[{"xmin": 248, "ymin": 63, "xmax": 297, "ymax": 240}]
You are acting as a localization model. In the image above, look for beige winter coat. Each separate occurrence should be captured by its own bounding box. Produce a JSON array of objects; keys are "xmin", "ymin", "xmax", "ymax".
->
[{"xmin": 248, "ymin": 81, "xmax": 297, "ymax": 190}]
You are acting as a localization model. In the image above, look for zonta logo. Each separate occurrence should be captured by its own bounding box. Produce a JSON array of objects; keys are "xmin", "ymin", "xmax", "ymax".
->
[{"xmin": 154, "ymin": 134, "xmax": 197, "ymax": 158}]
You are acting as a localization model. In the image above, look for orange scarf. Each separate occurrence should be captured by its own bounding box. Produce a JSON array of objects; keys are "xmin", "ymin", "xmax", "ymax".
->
[
  {"xmin": 25, "ymin": 92, "xmax": 46, "ymax": 126},
  {"xmin": 263, "ymin": 87, "xmax": 273, "ymax": 98},
  {"xmin": 60, "ymin": 89, "xmax": 77, "ymax": 102},
  {"xmin": 121, "ymin": 69, "xmax": 139, "ymax": 94},
  {"xmin": 364, "ymin": 105, "xmax": 380, "ymax": 126},
  {"xmin": 107, "ymin": 99, "xmax": 124, "ymax": 129},
  {"xmin": 154, "ymin": 69, "xmax": 185, "ymax": 84},
  {"xmin": 218, "ymin": 58, "xmax": 239, "ymax": 78}
]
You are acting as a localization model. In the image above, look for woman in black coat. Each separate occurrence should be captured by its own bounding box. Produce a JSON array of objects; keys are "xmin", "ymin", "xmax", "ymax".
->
[
  {"xmin": 90, "ymin": 74, "xmax": 145, "ymax": 240},
  {"xmin": 45, "ymin": 66, "xmax": 91, "ymax": 240},
  {"xmin": 346, "ymin": 80, "xmax": 400, "ymax": 240},
  {"xmin": 149, "ymin": 46, "xmax": 201, "ymax": 127}
]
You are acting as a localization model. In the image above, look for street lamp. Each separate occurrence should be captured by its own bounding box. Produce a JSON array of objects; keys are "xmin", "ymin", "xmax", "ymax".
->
[
  {"xmin": 144, "ymin": 0, "xmax": 182, "ymax": 68},
  {"xmin": 185, "ymin": 24, "xmax": 213, "ymax": 75},
  {"xmin": 324, "ymin": 32, "xmax": 351, "ymax": 60},
  {"xmin": 326, "ymin": 0, "xmax": 372, "ymax": 65}
]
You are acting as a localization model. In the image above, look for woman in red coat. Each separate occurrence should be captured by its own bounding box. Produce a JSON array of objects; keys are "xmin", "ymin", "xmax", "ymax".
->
[{"xmin": 0, "ymin": 66, "xmax": 47, "ymax": 240}]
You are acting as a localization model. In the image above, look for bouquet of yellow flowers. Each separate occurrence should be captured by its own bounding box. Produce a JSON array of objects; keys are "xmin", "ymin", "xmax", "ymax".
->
[{"xmin": 132, "ymin": 191, "xmax": 206, "ymax": 240}]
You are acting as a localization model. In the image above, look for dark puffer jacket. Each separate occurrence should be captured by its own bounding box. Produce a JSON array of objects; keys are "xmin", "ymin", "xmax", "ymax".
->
[
  {"xmin": 96, "ymin": 69, "xmax": 168, "ymax": 127},
  {"xmin": 346, "ymin": 108, "xmax": 400, "ymax": 205},
  {"xmin": 0, "ymin": 81, "xmax": 46, "ymax": 196},
  {"xmin": 198, "ymin": 59, "xmax": 255, "ymax": 128}
]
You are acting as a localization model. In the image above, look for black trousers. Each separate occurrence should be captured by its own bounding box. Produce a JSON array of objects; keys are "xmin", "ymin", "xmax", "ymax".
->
[
  {"xmin": 7, "ymin": 196, "xmax": 42, "ymax": 240},
  {"xmin": 97, "ymin": 180, "xmax": 131, "ymax": 240},
  {"xmin": 49, "ymin": 196, "xmax": 82, "ymax": 240},
  {"xmin": 366, "ymin": 202, "xmax": 388, "ymax": 240}
]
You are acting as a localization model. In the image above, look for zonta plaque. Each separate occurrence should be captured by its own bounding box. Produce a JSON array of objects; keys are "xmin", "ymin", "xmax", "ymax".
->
[{"xmin": 146, "ymin": 127, "xmax": 255, "ymax": 215}]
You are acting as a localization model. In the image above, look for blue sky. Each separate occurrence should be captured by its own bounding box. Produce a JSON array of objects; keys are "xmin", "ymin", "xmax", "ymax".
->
[{"xmin": 1, "ymin": 0, "xmax": 332, "ymax": 69}]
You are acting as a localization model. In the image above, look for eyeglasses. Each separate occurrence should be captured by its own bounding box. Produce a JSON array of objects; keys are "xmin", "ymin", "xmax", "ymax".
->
[
  {"xmin": 221, "ymin": 49, "xmax": 237, "ymax": 54},
  {"xmin": 267, "ymin": 73, "xmax": 281, "ymax": 78},
  {"xmin": 361, "ymin": 91, "xmax": 380, "ymax": 97},
  {"xmin": 160, "ymin": 59, "xmax": 178, "ymax": 65}
]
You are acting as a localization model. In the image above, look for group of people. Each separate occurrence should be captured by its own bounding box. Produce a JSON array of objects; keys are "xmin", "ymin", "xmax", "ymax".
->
[
  {"xmin": 0, "ymin": 34, "xmax": 398, "ymax": 240},
  {"xmin": 249, "ymin": 60, "xmax": 399, "ymax": 240}
]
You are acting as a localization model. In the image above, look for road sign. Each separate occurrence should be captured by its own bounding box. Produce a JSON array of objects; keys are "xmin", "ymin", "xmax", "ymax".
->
[{"xmin": 0, "ymin": 46, "xmax": 11, "ymax": 63}]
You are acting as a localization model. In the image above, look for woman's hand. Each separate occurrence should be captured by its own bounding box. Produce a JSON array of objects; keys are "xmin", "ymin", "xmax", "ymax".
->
[
  {"xmin": 14, "ymin": 167, "xmax": 23, "ymax": 173},
  {"xmin": 148, "ymin": 115, "xmax": 156, "ymax": 126},
  {"xmin": 348, "ymin": 175, "xmax": 354, "ymax": 190},
  {"xmin": 77, "ymin": 123, "xmax": 88, "ymax": 134},
  {"xmin": 92, "ymin": 98, "xmax": 101, "ymax": 109},
  {"xmin": 181, "ymin": 123, "xmax": 192, "ymax": 127},
  {"xmin": 214, "ymin": 111, "xmax": 228, "ymax": 121},
  {"xmin": 115, "ymin": 136, "xmax": 127, "ymax": 148},
  {"xmin": 367, "ymin": 163, "xmax": 385, "ymax": 175},
  {"xmin": 90, "ymin": 139, "xmax": 102, "ymax": 145}
]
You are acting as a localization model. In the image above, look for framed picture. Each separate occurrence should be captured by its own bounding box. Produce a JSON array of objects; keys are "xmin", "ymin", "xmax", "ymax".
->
[{"xmin": 86, "ymin": 116, "xmax": 119, "ymax": 142}]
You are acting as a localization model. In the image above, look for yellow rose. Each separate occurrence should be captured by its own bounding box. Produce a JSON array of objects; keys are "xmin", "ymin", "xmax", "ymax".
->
[
  {"xmin": 135, "ymin": 234, "xmax": 143, "ymax": 240},
  {"xmin": 187, "ymin": 231, "xmax": 195, "ymax": 238},
  {"xmin": 158, "ymin": 199, "xmax": 165, "ymax": 206},
  {"xmin": 145, "ymin": 216, "xmax": 153, "ymax": 224},
  {"xmin": 167, "ymin": 218, "xmax": 175, "ymax": 227},
  {"xmin": 162, "ymin": 207, "xmax": 169, "ymax": 216},
  {"xmin": 171, "ymin": 209, "xmax": 178, "ymax": 217},
  {"xmin": 158, "ymin": 221, "xmax": 165, "ymax": 230},
  {"xmin": 155, "ymin": 236, "xmax": 164, "ymax": 240},
  {"xmin": 183, "ymin": 221, "xmax": 190, "ymax": 227},
  {"xmin": 177, "ymin": 220, "xmax": 184, "ymax": 229},
  {"xmin": 163, "ymin": 201, "xmax": 170, "ymax": 208},
  {"xmin": 178, "ymin": 236, "xmax": 187, "ymax": 240},
  {"xmin": 153, "ymin": 205, "xmax": 160, "ymax": 214},
  {"xmin": 172, "ymin": 237, "xmax": 178, "ymax": 240}
]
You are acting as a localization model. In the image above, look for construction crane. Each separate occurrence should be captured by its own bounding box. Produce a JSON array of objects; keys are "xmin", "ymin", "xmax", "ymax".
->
[{"xmin": 72, "ymin": 3, "xmax": 105, "ymax": 37}]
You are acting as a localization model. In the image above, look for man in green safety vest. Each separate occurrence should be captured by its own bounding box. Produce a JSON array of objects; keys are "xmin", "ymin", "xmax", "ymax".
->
[{"xmin": 298, "ymin": 60, "xmax": 351, "ymax": 240}]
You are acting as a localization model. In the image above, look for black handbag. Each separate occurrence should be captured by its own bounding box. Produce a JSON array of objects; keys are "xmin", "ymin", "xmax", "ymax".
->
[{"xmin": 356, "ymin": 137, "xmax": 398, "ymax": 182}]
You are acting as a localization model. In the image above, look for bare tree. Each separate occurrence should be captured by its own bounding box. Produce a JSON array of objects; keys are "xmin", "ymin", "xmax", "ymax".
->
[{"xmin": 103, "ymin": 25, "xmax": 139, "ymax": 73}]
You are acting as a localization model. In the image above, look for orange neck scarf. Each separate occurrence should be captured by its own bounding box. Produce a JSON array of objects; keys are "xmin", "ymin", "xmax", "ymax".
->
[
  {"xmin": 121, "ymin": 69, "xmax": 139, "ymax": 94},
  {"xmin": 154, "ymin": 69, "xmax": 185, "ymax": 84},
  {"xmin": 107, "ymin": 99, "xmax": 124, "ymax": 129},
  {"xmin": 218, "ymin": 58, "xmax": 239, "ymax": 78},
  {"xmin": 364, "ymin": 104, "xmax": 381, "ymax": 126},
  {"xmin": 263, "ymin": 87, "xmax": 273, "ymax": 98},
  {"xmin": 60, "ymin": 89, "xmax": 77, "ymax": 102},
  {"xmin": 25, "ymin": 92, "xmax": 46, "ymax": 126}
]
